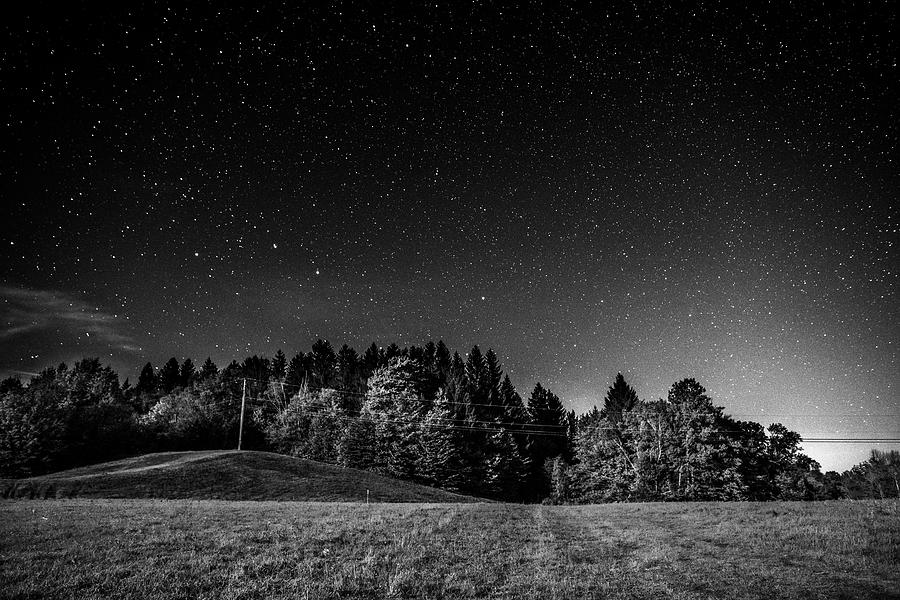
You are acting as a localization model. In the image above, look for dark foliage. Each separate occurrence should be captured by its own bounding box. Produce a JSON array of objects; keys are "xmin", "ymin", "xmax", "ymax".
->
[{"xmin": 1, "ymin": 342, "xmax": 882, "ymax": 504}]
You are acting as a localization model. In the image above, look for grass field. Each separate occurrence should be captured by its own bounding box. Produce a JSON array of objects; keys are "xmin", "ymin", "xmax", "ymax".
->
[
  {"xmin": 0, "ymin": 451, "xmax": 476, "ymax": 503},
  {"xmin": 2, "ymin": 499, "xmax": 898, "ymax": 599}
]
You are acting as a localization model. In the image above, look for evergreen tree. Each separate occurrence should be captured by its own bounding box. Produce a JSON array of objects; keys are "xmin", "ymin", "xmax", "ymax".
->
[
  {"xmin": 423, "ymin": 341, "xmax": 437, "ymax": 371},
  {"xmin": 136, "ymin": 362, "xmax": 158, "ymax": 395},
  {"xmin": 0, "ymin": 377, "xmax": 23, "ymax": 394},
  {"xmin": 362, "ymin": 342, "xmax": 381, "ymax": 376},
  {"xmin": 434, "ymin": 340, "xmax": 452, "ymax": 382},
  {"xmin": 309, "ymin": 339, "xmax": 337, "ymax": 388},
  {"xmin": 337, "ymin": 417, "xmax": 376, "ymax": 470},
  {"xmin": 336, "ymin": 344, "xmax": 361, "ymax": 392},
  {"xmin": 417, "ymin": 393, "xmax": 464, "ymax": 491},
  {"xmin": 464, "ymin": 345, "xmax": 489, "ymax": 413},
  {"xmin": 199, "ymin": 357, "xmax": 218, "ymax": 380},
  {"xmin": 444, "ymin": 351, "xmax": 467, "ymax": 406},
  {"xmin": 485, "ymin": 428, "xmax": 531, "ymax": 499},
  {"xmin": 484, "ymin": 349, "xmax": 503, "ymax": 419},
  {"xmin": 407, "ymin": 345, "xmax": 425, "ymax": 364},
  {"xmin": 601, "ymin": 373, "xmax": 639, "ymax": 425},
  {"xmin": 241, "ymin": 355, "xmax": 271, "ymax": 384},
  {"xmin": 527, "ymin": 383, "xmax": 566, "ymax": 449},
  {"xmin": 220, "ymin": 360, "xmax": 242, "ymax": 381},
  {"xmin": 178, "ymin": 358, "xmax": 196, "ymax": 388},
  {"xmin": 499, "ymin": 374, "xmax": 529, "ymax": 452},
  {"xmin": 285, "ymin": 353, "xmax": 306, "ymax": 389},
  {"xmin": 271, "ymin": 350, "xmax": 287, "ymax": 380},
  {"xmin": 384, "ymin": 342, "xmax": 402, "ymax": 362},
  {"xmin": 525, "ymin": 383, "xmax": 567, "ymax": 500},
  {"xmin": 159, "ymin": 358, "xmax": 181, "ymax": 393}
]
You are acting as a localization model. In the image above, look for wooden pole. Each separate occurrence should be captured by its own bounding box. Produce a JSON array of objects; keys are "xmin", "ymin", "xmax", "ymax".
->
[{"xmin": 238, "ymin": 378, "xmax": 247, "ymax": 450}]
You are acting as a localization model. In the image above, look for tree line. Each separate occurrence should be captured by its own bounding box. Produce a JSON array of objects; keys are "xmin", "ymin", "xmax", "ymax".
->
[{"xmin": 0, "ymin": 339, "xmax": 896, "ymax": 502}]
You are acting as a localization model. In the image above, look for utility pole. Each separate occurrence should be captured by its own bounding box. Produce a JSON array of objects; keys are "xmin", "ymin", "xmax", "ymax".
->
[{"xmin": 238, "ymin": 378, "xmax": 247, "ymax": 451}]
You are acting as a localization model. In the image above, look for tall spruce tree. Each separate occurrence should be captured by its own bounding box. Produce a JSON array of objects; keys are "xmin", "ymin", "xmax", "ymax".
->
[
  {"xmin": 434, "ymin": 340, "xmax": 452, "ymax": 381},
  {"xmin": 526, "ymin": 383, "xmax": 568, "ymax": 500},
  {"xmin": 485, "ymin": 428, "xmax": 531, "ymax": 499},
  {"xmin": 178, "ymin": 358, "xmax": 196, "ymax": 388},
  {"xmin": 159, "ymin": 358, "xmax": 180, "ymax": 393},
  {"xmin": 423, "ymin": 341, "xmax": 437, "ymax": 372},
  {"xmin": 336, "ymin": 344, "xmax": 361, "ymax": 393},
  {"xmin": 602, "ymin": 373, "xmax": 639, "ymax": 425},
  {"xmin": 309, "ymin": 339, "xmax": 337, "ymax": 388},
  {"xmin": 285, "ymin": 353, "xmax": 306, "ymax": 389},
  {"xmin": 362, "ymin": 342, "xmax": 381, "ymax": 377},
  {"xmin": 484, "ymin": 349, "xmax": 504, "ymax": 420},
  {"xmin": 136, "ymin": 362, "xmax": 158, "ymax": 395},
  {"xmin": 499, "ymin": 374, "xmax": 529, "ymax": 452},
  {"xmin": 464, "ymin": 346, "xmax": 489, "ymax": 419},
  {"xmin": 417, "ymin": 392, "xmax": 464, "ymax": 491},
  {"xmin": 199, "ymin": 357, "xmax": 218, "ymax": 380},
  {"xmin": 271, "ymin": 350, "xmax": 287, "ymax": 380}
]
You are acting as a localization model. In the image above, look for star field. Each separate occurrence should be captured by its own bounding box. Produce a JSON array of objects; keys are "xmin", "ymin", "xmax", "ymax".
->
[{"xmin": 1, "ymin": 2, "xmax": 897, "ymax": 470}]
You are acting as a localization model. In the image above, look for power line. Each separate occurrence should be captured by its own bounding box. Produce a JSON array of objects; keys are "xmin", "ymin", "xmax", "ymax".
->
[
  {"xmin": 189, "ymin": 376, "xmax": 900, "ymax": 441},
  {"xmin": 225, "ymin": 376, "xmax": 900, "ymax": 418},
  {"xmin": 234, "ymin": 393, "xmax": 900, "ymax": 443}
]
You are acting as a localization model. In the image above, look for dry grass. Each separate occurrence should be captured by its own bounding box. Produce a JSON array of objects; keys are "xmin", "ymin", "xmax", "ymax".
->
[{"xmin": 2, "ymin": 499, "xmax": 898, "ymax": 599}]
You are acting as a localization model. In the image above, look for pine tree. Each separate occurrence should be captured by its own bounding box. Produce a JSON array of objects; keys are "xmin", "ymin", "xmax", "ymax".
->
[
  {"xmin": 241, "ymin": 355, "xmax": 271, "ymax": 383},
  {"xmin": 464, "ymin": 345, "xmax": 489, "ymax": 413},
  {"xmin": 423, "ymin": 341, "xmax": 437, "ymax": 371},
  {"xmin": 484, "ymin": 349, "xmax": 503, "ymax": 420},
  {"xmin": 485, "ymin": 428, "xmax": 531, "ymax": 500},
  {"xmin": 499, "ymin": 374, "xmax": 529, "ymax": 451},
  {"xmin": 285, "ymin": 353, "xmax": 306, "ymax": 389},
  {"xmin": 417, "ymin": 392, "xmax": 464, "ymax": 491},
  {"xmin": 444, "ymin": 352, "xmax": 466, "ymax": 406},
  {"xmin": 271, "ymin": 350, "xmax": 287, "ymax": 380},
  {"xmin": 136, "ymin": 362, "xmax": 158, "ymax": 395},
  {"xmin": 309, "ymin": 339, "xmax": 337, "ymax": 388},
  {"xmin": 337, "ymin": 417, "xmax": 376, "ymax": 470},
  {"xmin": 601, "ymin": 373, "xmax": 639, "ymax": 425},
  {"xmin": 199, "ymin": 357, "xmax": 218, "ymax": 380},
  {"xmin": 525, "ymin": 383, "xmax": 567, "ymax": 500},
  {"xmin": 384, "ymin": 342, "xmax": 402, "ymax": 362},
  {"xmin": 336, "ymin": 344, "xmax": 361, "ymax": 391},
  {"xmin": 434, "ymin": 340, "xmax": 452, "ymax": 382},
  {"xmin": 178, "ymin": 358, "xmax": 196, "ymax": 388},
  {"xmin": 159, "ymin": 358, "xmax": 180, "ymax": 393},
  {"xmin": 362, "ymin": 342, "xmax": 381, "ymax": 377},
  {"xmin": 527, "ymin": 383, "xmax": 566, "ymax": 442}
]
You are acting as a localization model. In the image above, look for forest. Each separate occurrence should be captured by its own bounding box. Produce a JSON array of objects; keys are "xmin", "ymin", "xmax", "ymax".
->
[{"xmin": 1, "ymin": 339, "xmax": 897, "ymax": 503}]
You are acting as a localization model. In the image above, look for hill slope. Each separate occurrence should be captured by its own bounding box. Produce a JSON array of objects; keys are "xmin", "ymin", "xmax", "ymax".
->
[{"xmin": 0, "ymin": 451, "xmax": 478, "ymax": 502}]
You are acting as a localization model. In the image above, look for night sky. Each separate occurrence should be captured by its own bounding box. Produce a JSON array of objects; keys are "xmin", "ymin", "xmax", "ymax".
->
[{"xmin": 2, "ymin": 2, "xmax": 897, "ymax": 471}]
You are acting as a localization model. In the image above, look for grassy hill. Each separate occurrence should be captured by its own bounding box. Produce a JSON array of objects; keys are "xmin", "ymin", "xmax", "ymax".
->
[{"xmin": 0, "ymin": 450, "xmax": 478, "ymax": 502}]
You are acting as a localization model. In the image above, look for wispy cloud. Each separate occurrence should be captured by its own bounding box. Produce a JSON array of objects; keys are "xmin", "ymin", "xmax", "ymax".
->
[{"xmin": 0, "ymin": 285, "xmax": 139, "ymax": 351}]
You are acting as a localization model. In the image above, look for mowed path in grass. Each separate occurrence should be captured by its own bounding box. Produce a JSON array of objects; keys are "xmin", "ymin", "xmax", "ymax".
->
[{"xmin": 2, "ymin": 499, "xmax": 898, "ymax": 599}]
